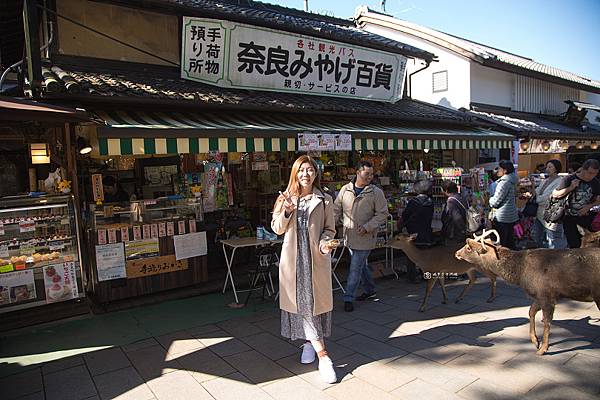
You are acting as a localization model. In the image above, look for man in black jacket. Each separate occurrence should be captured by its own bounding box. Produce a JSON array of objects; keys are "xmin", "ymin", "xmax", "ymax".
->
[{"xmin": 401, "ymin": 180, "xmax": 434, "ymax": 282}]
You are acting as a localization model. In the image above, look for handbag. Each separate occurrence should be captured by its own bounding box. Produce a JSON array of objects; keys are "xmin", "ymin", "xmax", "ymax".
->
[
  {"xmin": 543, "ymin": 195, "xmax": 569, "ymax": 223},
  {"xmin": 522, "ymin": 198, "xmax": 539, "ymax": 217}
]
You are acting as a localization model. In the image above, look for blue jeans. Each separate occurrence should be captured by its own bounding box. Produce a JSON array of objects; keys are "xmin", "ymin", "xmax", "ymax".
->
[
  {"xmin": 343, "ymin": 249, "xmax": 375, "ymax": 302},
  {"xmin": 533, "ymin": 218, "xmax": 567, "ymax": 249}
]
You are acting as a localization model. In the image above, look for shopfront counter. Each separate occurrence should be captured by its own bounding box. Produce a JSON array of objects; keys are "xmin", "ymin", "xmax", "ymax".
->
[{"xmin": 87, "ymin": 196, "xmax": 208, "ymax": 304}]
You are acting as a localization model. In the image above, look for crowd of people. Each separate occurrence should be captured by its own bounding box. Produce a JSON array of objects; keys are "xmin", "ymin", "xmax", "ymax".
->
[{"xmin": 271, "ymin": 155, "xmax": 600, "ymax": 384}]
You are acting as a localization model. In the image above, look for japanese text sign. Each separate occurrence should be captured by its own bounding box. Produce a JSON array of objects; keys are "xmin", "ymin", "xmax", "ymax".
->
[
  {"xmin": 126, "ymin": 255, "xmax": 188, "ymax": 279},
  {"xmin": 181, "ymin": 17, "xmax": 407, "ymax": 102}
]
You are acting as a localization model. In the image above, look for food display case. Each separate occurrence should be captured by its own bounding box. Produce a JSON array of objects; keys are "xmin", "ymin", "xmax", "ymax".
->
[
  {"xmin": 87, "ymin": 196, "xmax": 208, "ymax": 304},
  {"xmin": 0, "ymin": 195, "xmax": 85, "ymax": 313}
]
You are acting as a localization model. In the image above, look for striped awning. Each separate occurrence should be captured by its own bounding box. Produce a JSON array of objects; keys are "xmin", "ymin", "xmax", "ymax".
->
[{"xmin": 93, "ymin": 110, "xmax": 514, "ymax": 156}]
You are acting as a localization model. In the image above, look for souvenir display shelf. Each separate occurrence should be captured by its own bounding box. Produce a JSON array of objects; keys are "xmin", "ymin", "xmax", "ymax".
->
[{"xmin": 0, "ymin": 195, "xmax": 84, "ymax": 313}]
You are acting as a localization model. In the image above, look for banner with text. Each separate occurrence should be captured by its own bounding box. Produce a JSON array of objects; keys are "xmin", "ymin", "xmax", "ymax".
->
[{"xmin": 181, "ymin": 17, "xmax": 407, "ymax": 102}]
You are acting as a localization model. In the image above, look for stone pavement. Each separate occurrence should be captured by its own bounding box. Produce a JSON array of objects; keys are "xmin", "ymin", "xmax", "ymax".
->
[{"xmin": 1, "ymin": 276, "xmax": 599, "ymax": 400}]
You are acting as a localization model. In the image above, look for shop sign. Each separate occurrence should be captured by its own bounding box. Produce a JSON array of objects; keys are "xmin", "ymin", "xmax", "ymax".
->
[
  {"xmin": 43, "ymin": 262, "xmax": 78, "ymax": 304},
  {"xmin": 181, "ymin": 17, "xmax": 407, "ymax": 103},
  {"xmin": 92, "ymin": 174, "xmax": 104, "ymax": 202},
  {"xmin": 95, "ymin": 243, "xmax": 126, "ymax": 281},
  {"xmin": 126, "ymin": 255, "xmax": 188, "ymax": 279},
  {"xmin": 297, "ymin": 132, "xmax": 352, "ymax": 151},
  {"xmin": 0, "ymin": 269, "xmax": 36, "ymax": 305},
  {"xmin": 519, "ymin": 139, "xmax": 567, "ymax": 154},
  {"xmin": 173, "ymin": 231, "xmax": 208, "ymax": 260},
  {"xmin": 251, "ymin": 161, "xmax": 269, "ymax": 171},
  {"xmin": 125, "ymin": 238, "xmax": 160, "ymax": 260}
]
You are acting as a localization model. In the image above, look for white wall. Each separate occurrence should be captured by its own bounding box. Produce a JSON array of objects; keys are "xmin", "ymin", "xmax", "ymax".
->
[
  {"xmin": 582, "ymin": 92, "xmax": 600, "ymax": 125},
  {"xmin": 470, "ymin": 63, "xmax": 513, "ymax": 108},
  {"xmin": 361, "ymin": 24, "xmax": 471, "ymax": 110}
]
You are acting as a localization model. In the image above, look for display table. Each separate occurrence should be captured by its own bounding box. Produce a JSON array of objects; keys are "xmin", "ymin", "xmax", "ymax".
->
[{"xmin": 221, "ymin": 237, "xmax": 282, "ymax": 303}]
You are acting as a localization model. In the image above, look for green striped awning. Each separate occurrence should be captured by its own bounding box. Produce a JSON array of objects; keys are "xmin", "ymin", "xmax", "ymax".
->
[
  {"xmin": 352, "ymin": 138, "xmax": 512, "ymax": 151},
  {"xmin": 93, "ymin": 110, "xmax": 514, "ymax": 156}
]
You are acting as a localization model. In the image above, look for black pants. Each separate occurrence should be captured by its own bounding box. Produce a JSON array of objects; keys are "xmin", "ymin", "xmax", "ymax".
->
[
  {"xmin": 563, "ymin": 213, "xmax": 596, "ymax": 248},
  {"xmin": 493, "ymin": 220, "xmax": 516, "ymax": 250}
]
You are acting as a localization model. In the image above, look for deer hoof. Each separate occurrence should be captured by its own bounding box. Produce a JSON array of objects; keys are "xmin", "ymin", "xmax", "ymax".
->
[
  {"xmin": 530, "ymin": 336, "xmax": 539, "ymax": 348},
  {"xmin": 536, "ymin": 347, "xmax": 547, "ymax": 356}
]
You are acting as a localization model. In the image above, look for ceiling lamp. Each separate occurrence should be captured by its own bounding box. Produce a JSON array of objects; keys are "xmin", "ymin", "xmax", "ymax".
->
[
  {"xmin": 519, "ymin": 139, "xmax": 530, "ymax": 152},
  {"xmin": 560, "ymin": 140, "xmax": 570, "ymax": 150},
  {"xmin": 77, "ymin": 137, "xmax": 92, "ymax": 155},
  {"xmin": 590, "ymin": 141, "xmax": 598, "ymax": 150},
  {"xmin": 575, "ymin": 141, "xmax": 585, "ymax": 149},
  {"xmin": 541, "ymin": 140, "xmax": 551, "ymax": 151},
  {"xmin": 30, "ymin": 143, "xmax": 50, "ymax": 164}
]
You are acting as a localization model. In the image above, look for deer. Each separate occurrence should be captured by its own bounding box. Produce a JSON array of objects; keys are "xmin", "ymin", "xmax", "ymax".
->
[
  {"xmin": 455, "ymin": 230, "xmax": 600, "ymax": 355},
  {"xmin": 389, "ymin": 233, "xmax": 497, "ymax": 312}
]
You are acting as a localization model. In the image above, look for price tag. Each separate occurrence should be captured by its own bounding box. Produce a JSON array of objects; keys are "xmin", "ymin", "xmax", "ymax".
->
[
  {"xmin": 48, "ymin": 241, "xmax": 65, "ymax": 251},
  {"xmin": 19, "ymin": 243, "xmax": 35, "ymax": 256},
  {"xmin": 0, "ymin": 245, "xmax": 9, "ymax": 258},
  {"xmin": 189, "ymin": 219, "xmax": 197, "ymax": 233},
  {"xmin": 166, "ymin": 222, "xmax": 175, "ymax": 236},
  {"xmin": 133, "ymin": 226, "xmax": 142, "ymax": 240},
  {"xmin": 158, "ymin": 223, "xmax": 166, "ymax": 237},
  {"xmin": 151, "ymin": 224, "xmax": 158, "ymax": 238},
  {"xmin": 0, "ymin": 263, "xmax": 14, "ymax": 273},
  {"xmin": 108, "ymin": 229, "xmax": 117, "ymax": 244},
  {"xmin": 120, "ymin": 227, "xmax": 130, "ymax": 242},
  {"xmin": 19, "ymin": 220, "xmax": 36, "ymax": 233},
  {"xmin": 178, "ymin": 220, "xmax": 186, "ymax": 235},
  {"xmin": 98, "ymin": 229, "xmax": 107, "ymax": 245},
  {"xmin": 143, "ymin": 224, "xmax": 151, "ymax": 239}
]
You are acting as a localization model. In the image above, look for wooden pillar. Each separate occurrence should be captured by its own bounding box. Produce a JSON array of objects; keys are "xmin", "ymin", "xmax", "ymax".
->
[{"xmin": 23, "ymin": 0, "xmax": 43, "ymax": 97}]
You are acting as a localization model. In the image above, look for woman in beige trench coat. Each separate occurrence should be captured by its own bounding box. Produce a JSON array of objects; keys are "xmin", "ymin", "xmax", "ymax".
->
[{"xmin": 272, "ymin": 155, "xmax": 337, "ymax": 384}]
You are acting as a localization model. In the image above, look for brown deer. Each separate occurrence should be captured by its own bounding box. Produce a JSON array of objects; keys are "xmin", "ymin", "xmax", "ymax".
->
[
  {"xmin": 455, "ymin": 230, "xmax": 600, "ymax": 355},
  {"xmin": 389, "ymin": 233, "xmax": 497, "ymax": 312}
]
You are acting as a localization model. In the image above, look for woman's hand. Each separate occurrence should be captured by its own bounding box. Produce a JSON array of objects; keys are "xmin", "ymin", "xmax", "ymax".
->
[{"xmin": 279, "ymin": 191, "xmax": 297, "ymax": 215}]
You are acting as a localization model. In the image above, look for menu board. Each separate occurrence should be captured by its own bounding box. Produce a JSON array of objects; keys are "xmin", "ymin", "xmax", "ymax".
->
[
  {"xmin": 95, "ymin": 243, "xmax": 126, "ymax": 281},
  {"xmin": 43, "ymin": 262, "xmax": 78, "ymax": 304}
]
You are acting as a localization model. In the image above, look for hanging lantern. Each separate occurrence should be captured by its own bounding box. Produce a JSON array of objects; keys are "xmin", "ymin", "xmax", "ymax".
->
[
  {"xmin": 590, "ymin": 141, "xmax": 598, "ymax": 150},
  {"xmin": 519, "ymin": 139, "xmax": 530, "ymax": 152},
  {"xmin": 30, "ymin": 143, "xmax": 50, "ymax": 164},
  {"xmin": 541, "ymin": 140, "xmax": 551, "ymax": 151},
  {"xmin": 575, "ymin": 141, "xmax": 585, "ymax": 149}
]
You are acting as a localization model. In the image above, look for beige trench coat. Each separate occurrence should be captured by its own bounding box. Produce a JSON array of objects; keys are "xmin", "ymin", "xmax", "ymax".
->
[{"xmin": 271, "ymin": 188, "xmax": 336, "ymax": 315}]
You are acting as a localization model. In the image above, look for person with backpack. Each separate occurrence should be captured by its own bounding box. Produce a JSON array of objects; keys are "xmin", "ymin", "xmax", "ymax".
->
[{"xmin": 441, "ymin": 180, "xmax": 467, "ymax": 243}]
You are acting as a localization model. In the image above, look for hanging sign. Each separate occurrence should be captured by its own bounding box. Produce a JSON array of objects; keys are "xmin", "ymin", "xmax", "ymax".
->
[
  {"xmin": 181, "ymin": 17, "xmax": 407, "ymax": 102},
  {"xmin": 92, "ymin": 174, "xmax": 104, "ymax": 202},
  {"xmin": 297, "ymin": 132, "xmax": 352, "ymax": 151}
]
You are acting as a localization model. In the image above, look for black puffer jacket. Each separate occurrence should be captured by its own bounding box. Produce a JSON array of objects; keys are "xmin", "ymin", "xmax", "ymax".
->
[{"xmin": 402, "ymin": 194, "xmax": 434, "ymax": 244}]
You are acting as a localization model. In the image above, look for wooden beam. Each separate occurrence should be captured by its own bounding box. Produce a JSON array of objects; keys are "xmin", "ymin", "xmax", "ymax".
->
[{"xmin": 23, "ymin": 0, "xmax": 43, "ymax": 97}]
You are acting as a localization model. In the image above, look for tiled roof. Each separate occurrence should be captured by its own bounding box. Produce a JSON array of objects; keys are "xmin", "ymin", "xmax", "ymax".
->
[
  {"xmin": 468, "ymin": 109, "xmax": 600, "ymax": 139},
  {"xmin": 355, "ymin": 7, "xmax": 600, "ymax": 93},
  {"xmin": 41, "ymin": 59, "xmax": 471, "ymax": 123},
  {"xmin": 96, "ymin": 0, "xmax": 435, "ymax": 62}
]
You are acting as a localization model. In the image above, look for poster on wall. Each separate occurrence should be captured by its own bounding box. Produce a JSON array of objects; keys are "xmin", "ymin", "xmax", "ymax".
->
[
  {"xmin": 335, "ymin": 134, "xmax": 352, "ymax": 151},
  {"xmin": 95, "ymin": 243, "xmax": 126, "ymax": 281},
  {"xmin": 43, "ymin": 262, "xmax": 79, "ymax": 304},
  {"xmin": 124, "ymin": 238, "xmax": 160, "ymax": 260},
  {"xmin": 173, "ymin": 231, "xmax": 208, "ymax": 260},
  {"xmin": 298, "ymin": 133, "xmax": 318, "ymax": 151},
  {"xmin": 0, "ymin": 269, "xmax": 36, "ymax": 305}
]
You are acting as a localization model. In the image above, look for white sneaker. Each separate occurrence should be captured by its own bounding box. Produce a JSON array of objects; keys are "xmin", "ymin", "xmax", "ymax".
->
[
  {"xmin": 300, "ymin": 342, "xmax": 316, "ymax": 364},
  {"xmin": 318, "ymin": 356, "xmax": 337, "ymax": 384}
]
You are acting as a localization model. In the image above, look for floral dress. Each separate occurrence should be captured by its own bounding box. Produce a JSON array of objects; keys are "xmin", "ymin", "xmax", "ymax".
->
[{"xmin": 281, "ymin": 196, "xmax": 332, "ymax": 341}]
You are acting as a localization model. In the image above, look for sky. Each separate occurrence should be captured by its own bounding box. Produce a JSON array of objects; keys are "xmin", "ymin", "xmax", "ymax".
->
[{"xmin": 272, "ymin": 0, "xmax": 600, "ymax": 81}]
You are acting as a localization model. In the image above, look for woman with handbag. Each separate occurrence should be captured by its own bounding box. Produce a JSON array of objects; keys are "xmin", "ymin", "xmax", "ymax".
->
[
  {"xmin": 271, "ymin": 155, "xmax": 338, "ymax": 384},
  {"xmin": 529, "ymin": 160, "xmax": 567, "ymax": 249}
]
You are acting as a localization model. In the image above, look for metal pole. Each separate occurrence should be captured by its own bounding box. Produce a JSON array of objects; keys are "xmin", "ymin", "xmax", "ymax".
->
[
  {"xmin": 304, "ymin": 0, "xmax": 309, "ymax": 12},
  {"xmin": 23, "ymin": 0, "xmax": 43, "ymax": 97}
]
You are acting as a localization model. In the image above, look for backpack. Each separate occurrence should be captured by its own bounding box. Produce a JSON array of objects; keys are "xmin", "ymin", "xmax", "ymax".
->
[{"xmin": 449, "ymin": 196, "xmax": 481, "ymax": 233}]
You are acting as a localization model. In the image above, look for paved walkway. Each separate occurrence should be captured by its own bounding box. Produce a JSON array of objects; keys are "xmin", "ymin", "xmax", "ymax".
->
[{"xmin": 1, "ymin": 277, "xmax": 599, "ymax": 400}]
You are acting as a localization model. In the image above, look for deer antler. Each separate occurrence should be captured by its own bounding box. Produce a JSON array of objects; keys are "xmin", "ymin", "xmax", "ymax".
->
[{"xmin": 473, "ymin": 229, "xmax": 500, "ymax": 250}]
